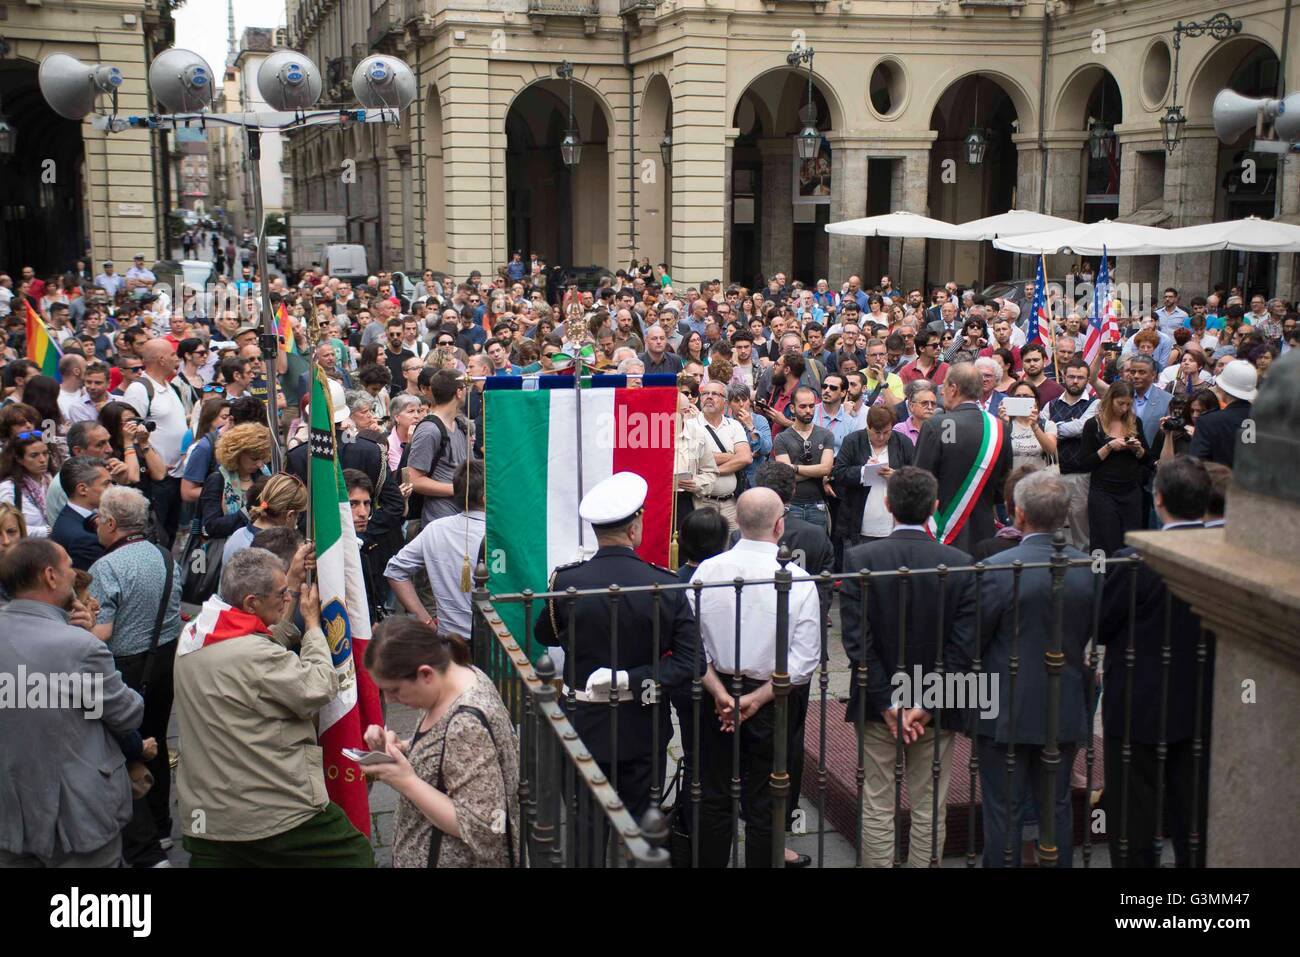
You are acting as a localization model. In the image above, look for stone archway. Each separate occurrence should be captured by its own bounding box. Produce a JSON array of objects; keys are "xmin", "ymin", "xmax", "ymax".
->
[
  {"xmin": 1054, "ymin": 65, "xmax": 1124, "ymax": 223},
  {"xmin": 728, "ymin": 66, "xmax": 837, "ymax": 288},
  {"xmin": 638, "ymin": 73, "xmax": 672, "ymax": 270},
  {"xmin": 504, "ymin": 76, "xmax": 614, "ymax": 278},
  {"xmin": 928, "ymin": 73, "xmax": 1022, "ymax": 289},
  {"xmin": 423, "ymin": 83, "xmax": 446, "ymax": 270}
]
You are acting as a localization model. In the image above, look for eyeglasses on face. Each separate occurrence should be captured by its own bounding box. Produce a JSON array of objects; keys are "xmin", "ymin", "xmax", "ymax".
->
[{"xmin": 202, "ymin": 384, "xmax": 226, "ymax": 394}]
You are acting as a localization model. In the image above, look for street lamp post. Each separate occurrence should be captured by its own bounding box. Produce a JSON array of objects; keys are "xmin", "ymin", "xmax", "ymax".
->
[
  {"xmin": 38, "ymin": 48, "xmax": 416, "ymax": 470},
  {"xmin": 787, "ymin": 46, "xmax": 820, "ymax": 161},
  {"xmin": 1163, "ymin": 12, "xmax": 1244, "ymax": 152},
  {"xmin": 557, "ymin": 61, "xmax": 582, "ymax": 168}
]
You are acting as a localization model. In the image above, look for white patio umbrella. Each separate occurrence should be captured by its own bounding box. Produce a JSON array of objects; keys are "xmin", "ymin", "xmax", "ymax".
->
[
  {"xmin": 825, "ymin": 210, "xmax": 972, "ymax": 241},
  {"xmin": 1164, "ymin": 216, "xmax": 1300, "ymax": 253},
  {"xmin": 992, "ymin": 218, "xmax": 1220, "ymax": 256},
  {"xmin": 955, "ymin": 209, "xmax": 1085, "ymax": 240}
]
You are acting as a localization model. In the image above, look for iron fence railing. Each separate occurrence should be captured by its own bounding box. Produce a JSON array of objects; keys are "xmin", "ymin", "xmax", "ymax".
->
[{"xmin": 469, "ymin": 531, "xmax": 1215, "ymax": 868}]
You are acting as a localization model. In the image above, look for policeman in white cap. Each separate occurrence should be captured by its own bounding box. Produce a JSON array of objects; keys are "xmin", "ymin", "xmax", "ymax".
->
[{"xmin": 534, "ymin": 471, "xmax": 698, "ymax": 836}]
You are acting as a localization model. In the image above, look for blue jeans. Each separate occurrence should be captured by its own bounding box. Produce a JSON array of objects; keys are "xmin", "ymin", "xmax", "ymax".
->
[
  {"xmin": 977, "ymin": 738, "xmax": 1077, "ymax": 868},
  {"xmin": 785, "ymin": 501, "xmax": 828, "ymax": 530}
]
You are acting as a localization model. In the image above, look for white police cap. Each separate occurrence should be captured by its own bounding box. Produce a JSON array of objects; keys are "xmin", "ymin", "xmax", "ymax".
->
[{"xmin": 579, "ymin": 472, "xmax": 648, "ymax": 528}]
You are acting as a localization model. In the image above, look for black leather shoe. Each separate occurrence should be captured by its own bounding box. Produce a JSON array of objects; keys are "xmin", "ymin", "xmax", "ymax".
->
[{"xmin": 784, "ymin": 852, "xmax": 813, "ymax": 868}]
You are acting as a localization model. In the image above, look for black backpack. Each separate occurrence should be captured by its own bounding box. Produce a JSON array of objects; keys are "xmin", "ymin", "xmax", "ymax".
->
[{"xmin": 405, "ymin": 414, "xmax": 466, "ymax": 520}]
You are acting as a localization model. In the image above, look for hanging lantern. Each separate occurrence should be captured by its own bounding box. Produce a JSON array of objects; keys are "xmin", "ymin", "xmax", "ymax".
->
[{"xmin": 1160, "ymin": 105, "xmax": 1186, "ymax": 152}]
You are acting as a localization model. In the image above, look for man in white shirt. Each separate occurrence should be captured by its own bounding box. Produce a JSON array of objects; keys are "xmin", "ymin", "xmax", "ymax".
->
[
  {"xmin": 123, "ymin": 340, "xmax": 187, "ymax": 546},
  {"xmin": 125, "ymin": 254, "xmax": 156, "ymax": 293},
  {"xmin": 94, "ymin": 261, "xmax": 125, "ymax": 299},
  {"xmin": 56, "ymin": 354, "xmax": 99, "ymax": 425},
  {"xmin": 384, "ymin": 459, "xmax": 486, "ymax": 639},
  {"xmin": 692, "ymin": 381, "xmax": 753, "ymax": 529},
  {"xmin": 690, "ymin": 487, "xmax": 822, "ymax": 868}
]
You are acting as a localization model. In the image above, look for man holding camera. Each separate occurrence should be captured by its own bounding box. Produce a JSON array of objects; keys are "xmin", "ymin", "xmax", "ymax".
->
[{"xmin": 123, "ymin": 339, "xmax": 187, "ymax": 546}]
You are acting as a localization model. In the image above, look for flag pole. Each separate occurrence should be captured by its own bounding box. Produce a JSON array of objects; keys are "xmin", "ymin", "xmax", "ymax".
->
[
  {"xmin": 304, "ymin": 314, "xmax": 320, "ymax": 588},
  {"xmin": 574, "ymin": 345, "xmax": 585, "ymax": 558},
  {"xmin": 1043, "ymin": 254, "xmax": 1060, "ymax": 383}
]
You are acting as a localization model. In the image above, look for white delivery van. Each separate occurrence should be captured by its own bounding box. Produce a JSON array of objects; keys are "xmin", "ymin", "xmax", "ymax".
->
[{"xmin": 325, "ymin": 243, "xmax": 368, "ymax": 285}]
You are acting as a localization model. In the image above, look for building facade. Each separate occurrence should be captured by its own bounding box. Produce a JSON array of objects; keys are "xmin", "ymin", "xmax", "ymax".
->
[
  {"xmin": 0, "ymin": 0, "xmax": 175, "ymax": 276},
  {"xmin": 283, "ymin": 0, "xmax": 1298, "ymax": 300}
]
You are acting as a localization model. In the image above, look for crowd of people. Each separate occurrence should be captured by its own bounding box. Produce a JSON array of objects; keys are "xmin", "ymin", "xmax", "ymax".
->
[{"xmin": 0, "ymin": 244, "xmax": 1287, "ymax": 870}]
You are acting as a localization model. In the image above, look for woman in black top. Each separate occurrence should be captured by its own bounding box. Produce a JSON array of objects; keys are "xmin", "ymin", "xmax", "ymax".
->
[{"xmin": 1077, "ymin": 381, "xmax": 1152, "ymax": 555}]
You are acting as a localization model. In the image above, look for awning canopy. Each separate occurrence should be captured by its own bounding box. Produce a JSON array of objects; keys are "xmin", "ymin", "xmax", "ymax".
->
[
  {"xmin": 1165, "ymin": 216, "xmax": 1300, "ymax": 253},
  {"xmin": 825, "ymin": 211, "xmax": 972, "ymax": 241},
  {"xmin": 955, "ymin": 209, "xmax": 1085, "ymax": 240},
  {"xmin": 992, "ymin": 218, "xmax": 1220, "ymax": 256}
]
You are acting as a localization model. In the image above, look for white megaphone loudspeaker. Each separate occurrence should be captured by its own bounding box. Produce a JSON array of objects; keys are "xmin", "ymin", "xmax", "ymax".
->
[
  {"xmin": 149, "ymin": 48, "xmax": 215, "ymax": 114},
  {"xmin": 352, "ymin": 55, "xmax": 416, "ymax": 113},
  {"xmin": 1212, "ymin": 89, "xmax": 1281, "ymax": 143},
  {"xmin": 257, "ymin": 50, "xmax": 322, "ymax": 112},
  {"xmin": 1274, "ymin": 92, "xmax": 1300, "ymax": 143},
  {"xmin": 38, "ymin": 54, "xmax": 123, "ymax": 120}
]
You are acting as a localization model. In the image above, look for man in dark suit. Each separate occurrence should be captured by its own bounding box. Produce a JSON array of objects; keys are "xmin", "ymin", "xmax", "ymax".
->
[
  {"xmin": 1189, "ymin": 359, "xmax": 1256, "ymax": 467},
  {"xmin": 839, "ymin": 466, "xmax": 976, "ymax": 867},
  {"xmin": 49, "ymin": 457, "xmax": 112, "ymax": 570},
  {"xmin": 534, "ymin": 473, "xmax": 698, "ymax": 846},
  {"xmin": 914, "ymin": 362, "xmax": 1013, "ymax": 555},
  {"xmin": 0, "ymin": 539, "xmax": 144, "ymax": 866},
  {"xmin": 1099, "ymin": 455, "xmax": 1215, "ymax": 867},
  {"xmin": 956, "ymin": 470, "xmax": 1094, "ymax": 867}
]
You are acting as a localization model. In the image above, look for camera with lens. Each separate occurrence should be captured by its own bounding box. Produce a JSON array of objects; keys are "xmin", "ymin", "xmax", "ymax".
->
[
  {"xmin": 1161, "ymin": 416, "xmax": 1185, "ymax": 433},
  {"xmin": 800, "ymin": 441, "xmax": 814, "ymax": 465},
  {"xmin": 143, "ymin": 420, "xmax": 158, "ymax": 433}
]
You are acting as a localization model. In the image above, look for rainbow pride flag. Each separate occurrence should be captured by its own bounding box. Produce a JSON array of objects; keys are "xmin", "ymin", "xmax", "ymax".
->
[
  {"xmin": 24, "ymin": 301, "xmax": 62, "ymax": 381},
  {"xmin": 274, "ymin": 301, "xmax": 299, "ymax": 354}
]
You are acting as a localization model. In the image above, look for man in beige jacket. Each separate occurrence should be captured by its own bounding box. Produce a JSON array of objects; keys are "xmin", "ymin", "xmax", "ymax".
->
[{"xmin": 175, "ymin": 547, "xmax": 374, "ymax": 867}]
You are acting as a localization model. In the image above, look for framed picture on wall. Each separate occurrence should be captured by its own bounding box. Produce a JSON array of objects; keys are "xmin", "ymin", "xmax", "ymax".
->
[{"xmin": 792, "ymin": 137, "xmax": 832, "ymax": 206}]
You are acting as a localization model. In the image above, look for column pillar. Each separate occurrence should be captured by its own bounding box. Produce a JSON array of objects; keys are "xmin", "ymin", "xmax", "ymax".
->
[
  {"xmin": 894, "ymin": 149, "xmax": 931, "ymax": 291},
  {"xmin": 722, "ymin": 128, "xmax": 738, "ymax": 285},
  {"xmin": 1042, "ymin": 132, "xmax": 1090, "ymax": 221},
  {"xmin": 1275, "ymin": 154, "xmax": 1298, "ymax": 303},
  {"xmin": 1115, "ymin": 131, "xmax": 1164, "ymax": 298},
  {"xmin": 669, "ymin": 41, "xmax": 727, "ymax": 286},
  {"xmin": 396, "ymin": 146, "xmax": 414, "ymax": 269},
  {"xmin": 757, "ymin": 137, "xmax": 793, "ymax": 280},
  {"xmin": 1160, "ymin": 128, "xmax": 1219, "ymax": 295},
  {"xmin": 827, "ymin": 137, "xmax": 869, "ymax": 285},
  {"xmin": 441, "ymin": 52, "xmax": 499, "ymax": 279}
]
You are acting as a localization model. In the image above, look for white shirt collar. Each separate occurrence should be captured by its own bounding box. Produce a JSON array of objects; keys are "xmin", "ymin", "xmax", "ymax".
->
[
  {"xmin": 1162, "ymin": 520, "xmax": 1204, "ymax": 530},
  {"xmin": 67, "ymin": 501, "xmax": 94, "ymax": 519},
  {"xmin": 893, "ymin": 523, "xmax": 928, "ymax": 534},
  {"xmin": 732, "ymin": 538, "xmax": 779, "ymax": 556}
]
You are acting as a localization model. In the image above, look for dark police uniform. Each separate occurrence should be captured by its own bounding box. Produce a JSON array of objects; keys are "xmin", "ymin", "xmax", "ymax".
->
[{"xmin": 533, "ymin": 544, "xmax": 698, "ymax": 825}]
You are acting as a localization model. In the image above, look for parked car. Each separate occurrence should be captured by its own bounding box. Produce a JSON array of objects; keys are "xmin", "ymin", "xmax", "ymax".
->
[{"xmin": 555, "ymin": 264, "xmax": 611, "ymax": 294}]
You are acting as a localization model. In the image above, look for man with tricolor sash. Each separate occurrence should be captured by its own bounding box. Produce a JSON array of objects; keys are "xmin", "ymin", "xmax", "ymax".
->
[{"xmin": 914, "ymin": 362, "xmax": 1013, "ymax": 555}]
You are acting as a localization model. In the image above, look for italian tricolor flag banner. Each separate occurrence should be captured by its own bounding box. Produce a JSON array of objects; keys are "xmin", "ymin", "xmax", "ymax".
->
[
  {"xmin": 310, "ymin": 367, "xmax": 380, "ymax": 835},
  {"xmin": 927, "ymin": 410, "xmax": 1004, "ymax": 546},
  {"xmin": 25, "ymin": 301, "xmax": 62, "ymax": 381},
  {"xmin": 484, "ymin": 375, "xmax": 678, "ymax": 659}
]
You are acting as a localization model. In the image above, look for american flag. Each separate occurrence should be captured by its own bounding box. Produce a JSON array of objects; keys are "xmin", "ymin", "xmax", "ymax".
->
[
  {"xmin": 1027, "ymin": 255, "xmax": 1053, "ymax": 359},
  {"xmin": 1085, "ymin": 246, "xmax": 1119, "ymax": 366}
]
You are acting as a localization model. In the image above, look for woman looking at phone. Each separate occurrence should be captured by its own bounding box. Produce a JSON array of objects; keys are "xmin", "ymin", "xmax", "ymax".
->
[
  {"xmin": 1076, "ymin": 381, "xmax": 1152, "ymax": 555},
  {"xmin": 360, "ymin": 619, "xmax": 519, "ymax": 868}
]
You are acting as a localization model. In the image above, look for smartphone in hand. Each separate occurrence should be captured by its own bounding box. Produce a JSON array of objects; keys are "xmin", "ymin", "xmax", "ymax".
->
[{"xmin": 342, "ymin": 747, "xmax": 397, "ymax": 766}]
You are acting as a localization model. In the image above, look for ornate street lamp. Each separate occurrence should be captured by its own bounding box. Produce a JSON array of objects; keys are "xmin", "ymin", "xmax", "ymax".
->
[
  {"xmin": 659, "ymin": 132, "xmax": 672, "ymax": 172},
  {"xmin": 557, "ymin": 61, "xmax": 581, "ymax": 168},
  {"xmin": 965, "ymin": 77, "xmax": 988, "ymax": 167},
  {"xmin": 1088, "ymin": 75, "xmax": 1116, "ymax": 160},
  {"xmin": 787, "ymin": 46, "xmax": 820, "ymax": 161},
  {"xmin": 1163, "ymin": 12, "xmax": 1243, "ymax": 152}
]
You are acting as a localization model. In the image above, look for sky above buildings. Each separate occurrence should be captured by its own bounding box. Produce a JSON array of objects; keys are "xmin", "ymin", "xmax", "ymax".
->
[{"xmin": 174, "ymin": 0, "xmax": 286, "ymax": 78}]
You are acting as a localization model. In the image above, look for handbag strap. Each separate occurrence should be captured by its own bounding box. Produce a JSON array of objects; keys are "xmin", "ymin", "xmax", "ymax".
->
[
  {"xmin": 427, "ymin": 705, "xmax": 516, "ymax": 868},
  {"xmin": 139, "ymin": 543, "xmax": 174, "ymax": 695}
]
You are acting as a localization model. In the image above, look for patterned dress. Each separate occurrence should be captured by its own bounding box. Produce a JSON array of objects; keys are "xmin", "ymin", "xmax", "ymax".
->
[{"xmin": 392, "ymin": 667, "xmax": 521, "ymax": 868}]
